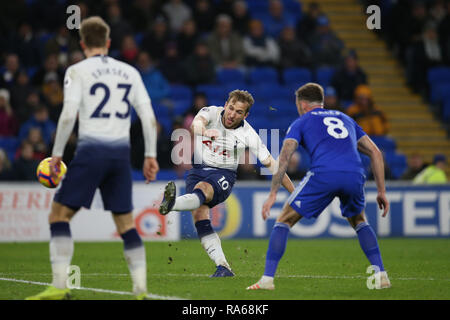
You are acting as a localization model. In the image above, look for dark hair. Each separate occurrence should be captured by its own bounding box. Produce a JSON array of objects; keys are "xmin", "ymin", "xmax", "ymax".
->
[
  {"xmin": 295, "ymin": 83, "xmax": 324, "ymax": 104},
  {"xmin": 79, "ymin": 16, "xmax": 110, "ymax": 48}
]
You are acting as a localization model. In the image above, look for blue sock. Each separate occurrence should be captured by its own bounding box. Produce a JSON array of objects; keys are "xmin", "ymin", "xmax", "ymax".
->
[
  {"xmin": 355, "ymin": 222, "xmax": 385, "ymax": 272},
  {"xmin": 264, "ymin": 222, "xmax": 290, "ymax": 277},
  {"xmin": 195, "ymin": 219, "xmax": 214, "ymax": 238},
  {"xmin": 192, "ymin": 189, "xmax": 206, "ymax": 205},
  {"xmin": 120, "ymin": 228, "xmax": 143, "ymax": 250},
  {"xmin": 50, "ymin": 222, "xmax": 71, "ymax": 237}
]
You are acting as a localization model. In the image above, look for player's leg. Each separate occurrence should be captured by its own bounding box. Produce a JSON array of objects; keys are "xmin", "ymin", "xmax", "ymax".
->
[
  {"xmin": 112, "ymin": 212, "xmax": 148, "ymax": 298},
  {"xmin": 191, "ymin": 204, "xmax": 233, "ymax": 277},
  {"xmin": 26, "ymin": 201, "xmax": 78, "ymax": 300},
  {"xmin": 341, "ymin": 172, "xmax": 390, "ymax": 289},
  {"xmin": 247, "ymin": 203, "xmax": 302, "ymax": 290},
  {"xmin": 347, "ymin": 212, "xmax": 390, "ymax": 289},
  {"xmin": 159, "ymin": 181, "xmax": 211, "ymax": 215}
]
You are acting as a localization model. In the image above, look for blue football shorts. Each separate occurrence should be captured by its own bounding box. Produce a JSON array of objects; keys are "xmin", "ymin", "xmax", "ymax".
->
[
  {"xmin": 287, "ymin": 171, "xmax": 366, "ymax": 219},
  {"xmin": 54, "ymin": 151, "xmax": 133, "ymax": 213},
  {"xmin": 185, "ymin": 166, "xmax": 237, "ymax": 208}
]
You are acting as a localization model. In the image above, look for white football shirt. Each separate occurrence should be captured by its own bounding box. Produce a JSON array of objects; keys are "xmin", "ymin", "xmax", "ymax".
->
[
  {"xmin": 193, "ymin": 106, "xmax": 270, "ymax": 171},
  {"xmin": 52, "ymin": 54, "xmax": 157, "ymax": 157}
]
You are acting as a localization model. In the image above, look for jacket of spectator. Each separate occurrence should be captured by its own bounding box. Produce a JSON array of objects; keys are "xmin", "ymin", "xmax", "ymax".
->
[
  {"xmin": 18, "ymin": 105, "xmax": 56, "ymax": 145},
  {"xmin": 137, "ymin": 52, "xmax": 170, "ymax": 103},
  {"xmin": 243, "ymin": 20, "xmax": 280, "ymax": 67}
]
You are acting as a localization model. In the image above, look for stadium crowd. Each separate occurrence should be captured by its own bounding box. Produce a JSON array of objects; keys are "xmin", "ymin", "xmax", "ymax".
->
[{"xmin": 0, "ymin": 0, "xmax": 448, "ymax": 183}]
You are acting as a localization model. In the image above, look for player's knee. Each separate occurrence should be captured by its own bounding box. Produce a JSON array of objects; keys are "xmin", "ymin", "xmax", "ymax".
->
[
  {"xmin": 194, "ymin": 182, "xmax": 214, "ymax": 202},
  {"xmin": 192, "ymin": 205, "xmax": 210, "ymax": 222},
  {"xmin": 48, "ymin": 202, "xmax": 76, "ymax": 223},
  {"xmin": 348, "ymin": 212, "xmax": 366, "ymax": 229},
  {"xmin": 112, "ymin": 212, "xmax": 135, "ymax": 235}
]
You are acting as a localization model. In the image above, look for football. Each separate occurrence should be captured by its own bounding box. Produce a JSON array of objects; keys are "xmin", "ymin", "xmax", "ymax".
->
[{"xmin": 36, "ymin": 157, "xmax": 67, "ymax": 188}]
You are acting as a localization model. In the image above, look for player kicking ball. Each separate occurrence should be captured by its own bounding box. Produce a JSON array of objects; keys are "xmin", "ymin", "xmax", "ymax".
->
[
  {"xmin": 26, "ymin": 17, "xmax": 159, "ymax": 300},
  {"xmin": 247, "ymin": 83, "xmax": 391, "ymax": 290},
  {"xmin": 159, "ymin": 90, "xmax": 295, "ymax": 277}
]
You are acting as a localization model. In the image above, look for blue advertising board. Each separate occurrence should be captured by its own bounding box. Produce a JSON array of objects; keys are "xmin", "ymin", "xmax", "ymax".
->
[{"xmin": 179, "ymin": 182, "xmax": 450, "ymax": 238}]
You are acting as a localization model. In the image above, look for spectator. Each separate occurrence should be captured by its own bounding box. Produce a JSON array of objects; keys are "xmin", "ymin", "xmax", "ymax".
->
[
  {"xmin": 216, "ymin": 0, "xmax": 234, "ymax": 17},
  {"xmin": 177, "ymin": 19, "xmax": 199, "ymax": 58},
  {"xmin": 0, "ymin": 88, "xmax": 18, "ymax": 136},
  {"xmin": 406, "ymin": 22, "xmax": 443, "ymax": 94},
  {"xmin": 207, "ymin": 14, "xmax": 244, "ymax": 70},
  {"xmin": 119, "ymin": 35, "xmax": 139, "ymax": 65},
  {"xmin": 68, "ymin": 50, "xmax": 84, "ymax": 66},
  {"xmin": 183, "ymin": 92, "xmax": 209, "ymax": 129},
  {"xmin": 1, "ymin": 54, "xmax": 20, "ymax": 89},
  {"xmin": 278, "ymin": 25, "xmax": 313, "ymax": 69},
  {"xmin": 163, "ymin": 0, "xmax": 193, "ymax": 34},
  {"xmin": 18, "ymin": 105, "xmax": 56, "ymax": 146},
  {"xmin": 123, "ymin": 0, "xmax": 156, "ymax": 32},
  {"xmin": 41, "ymin": 71, "xmax": 64, "ymax": 122},
  {"xmin": 106, "ymin": 3, "xmax": 134, "ymax": 51},
  {"xmin": 308, "ymin": 15, "xmax": 344, "ymax": 68},
  {"xmin": 184, "ymin": 40, "xmax": 216, "ymax": 86},
  {"xmin": 331, "ymin": 50, "xmax": 368, "ymax": 103},
  {"xmin": 11, "ymin": 141, "xmax": 40, "ymax": 181},
  {"xmin": 413, "ymin": 154, "xmax": 448, "ymax": 184},
  {"xmin": 44, "ymin": 24, "xmax": 79, "ymax": 67},
  {"xmin": 9, "ymin": 22, "xmax": 41, "ymax": 68},
  {"xmin": 286, "ymin": 151, "xmax": 306, "ymax": 181},
  {"xmin": 193, "ymin": 0, "xmax": 217, "ymax": 34},
  {"xmin": 323, "ymin": 86, "xmax": 344, "ymax": 112},
  {"xmin": 9, "ymin": 69, "xmax": 34, "ymax": 123},
  {"xmin": 19, "ymin": 127, "xmax": 47, "ymax": 161},
  {"xmin": 296, "ymin": 2, "xmax": 323, "ymax": 44},
  {"xmin": 0, "ymin": 148, "xmax": 13, "ymax": 180},
  {"xmin": 237, "ymin": 149, "xmax": 264, "ymax": 180},
  {"xmin": 159, "ymin": 42, "xmax": 186, "ymax": 84},
  {"xmin": 14, "ymin": 91, "xmax": 40, "ymax": 126},
  {"xmin": 230, "ymin": 0, "xmax": 251, "ymax": 35},
  {"xmin": 243, "ymin": 20, "xmax": 280, "ymax": 67},
  {"xmin": 401, "ymin": 152, "xmax": 427, "ymax": 180},
  {"xmin": 264, "ymin": 0, "xmax": 295, "ymax": 38},
  {"xmin": 142, "ymin": 16, "xmax": 171, "ymax": 62},
  {"xmin": 438, "ymin": 1, "xmax": 450, "ymax": 64},
  {"xmin": 32, "ymin": 54, "xmax": 65, "ymax": 87},
  {"xmin": 136, "ymin": 51, "xmax": 170, "ymax": 103},
  {"xmin": 346, "ymin": 85, "xmax": 389, "ymax": 136}
]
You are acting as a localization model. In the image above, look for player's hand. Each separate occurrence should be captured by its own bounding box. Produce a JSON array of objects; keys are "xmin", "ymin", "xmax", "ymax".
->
[
  {"xmin": 49, "ymin": 156, "xmax": 62, "ymax": 181},
  {"xmin": 262, "ymin": 192, "xmax": 277, "ymax": 220},
  {"xmin": 377, "ymin": 191, "xmax": 389, "ymax": 217},
  {"xmin": 204, "ymin": 129, "xmax": 221, "ymax": 141},
  {"xmin": 143, "ymin": 157, "xmax": 159, "ymax": 183}
]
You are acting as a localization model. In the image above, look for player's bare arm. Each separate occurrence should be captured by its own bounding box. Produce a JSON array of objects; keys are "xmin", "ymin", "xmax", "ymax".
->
[
  {"xmin": 262, "ymin": 139, "xmax": 298, "ymax": 220},
  {"xmin": 261, "ymin": 155, "xmax": 295, "ymax": 194},
  {"xmin": 357, "ymin": 135, "xmax": 389, "ymax": 217},
  {"xmin": 191, "ymin": 114, "xmax": 220, "ymax": 140}
]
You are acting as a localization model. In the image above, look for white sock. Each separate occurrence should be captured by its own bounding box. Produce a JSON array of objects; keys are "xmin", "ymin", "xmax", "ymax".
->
[
  {"xmin": 124, "ymin": 245, "xmax": 147, "ymax": 295},
  {"xmin": 261, "ymin": 275, "xmax": 274, "ymax": 283},
  {"xmin": 49, "ymin": 236, "xmax": 74, "ymax": 289},
  {"xmin": 172, "ymin": 193, "xmax": 202, "ymax": 211},
  {"xmin": 200, "ymin": 233, "xmax": 230, "ymax": 269}
]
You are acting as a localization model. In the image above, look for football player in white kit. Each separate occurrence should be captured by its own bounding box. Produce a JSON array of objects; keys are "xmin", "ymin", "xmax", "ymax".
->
[
  {"xmin": 159, "ymin": 90, "xmax": 295, "ymax": 277},
  {"xmin": 26, "ymin": 17, "xmax": 159, "ymax": 300}
]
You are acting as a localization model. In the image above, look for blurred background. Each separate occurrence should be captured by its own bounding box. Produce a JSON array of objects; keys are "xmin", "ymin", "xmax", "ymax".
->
[{"xmin": 0, "ymin": 0, "xmax": 449, "ymax": 184}]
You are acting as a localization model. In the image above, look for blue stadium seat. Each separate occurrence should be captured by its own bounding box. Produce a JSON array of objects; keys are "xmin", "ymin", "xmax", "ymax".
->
[
  {"xmin": 172, "ymin": 99, "xmax": 192, "ymax": 116},
  {"xmin": 430, "ymin": 82, "xmax": 450, "ymax": 104},
  {"xmin": 282, "ymin": 68, "xmax": 312, "ymax": 86},
  {"xmin": 250, "ymin": 84, "xmax": 293, "ymax": 102},
  {"xmin": 268, "ymin": 98, "xmax": 297, "ymax": 117},
  {"xmin": 316, "ymin": 67, "xmax": 335, "ymax": 88},
  {"xmin": 249, "ymin": 67, "xmax": 279, "ymax": 85},
  {"xmin": 385, "ymin": 152, "xmax": 407, "ymax": 179},
  {"xmin": 196, "ymin": 84, "xmax": 228, "ymax": 101},
  {"xmin": 443, "ymin": 99, "xmax": 450, "ymax": 121},
  {"xmin": 0, "ymin": 137, "xmax": 19, "ymax": 161},
  {"xmin": 246, "ymin": 0, "xmax": 269, "ymax": 15},
  {"xmin": 370, "ymin": 136, "xmax": 397, "ymax": 153},
  {"xmin": 169, "ymin": 85, "xmax": 193, "ymax": 102},
  {"xmin": 427, "ymin": 66, "xmax": 450, "ymax": 85},
  {"xmin": 217, "ymin": 69, "xmax": 246, "ymax": 85}
]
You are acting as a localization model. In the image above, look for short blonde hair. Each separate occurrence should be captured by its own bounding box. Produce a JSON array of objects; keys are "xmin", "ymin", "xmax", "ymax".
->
[
  {"xmin": 79, "ymin": 16, "xmax": 110, "ymax": 48},
  {"xmin": 227, "ymin": 90, "xmax": 255, "ymax": 113}
]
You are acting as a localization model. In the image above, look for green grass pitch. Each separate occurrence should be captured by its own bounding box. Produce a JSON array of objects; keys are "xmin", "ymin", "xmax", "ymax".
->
[{"xmin": 0, "ymin": 238, "xmax": 449, "ymax": 300}]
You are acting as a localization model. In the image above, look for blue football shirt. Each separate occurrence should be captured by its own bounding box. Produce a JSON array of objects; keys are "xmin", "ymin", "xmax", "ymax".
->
[{"xmin": 285, "ymin": 108, "xmax": 366, "ymax": 175}]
